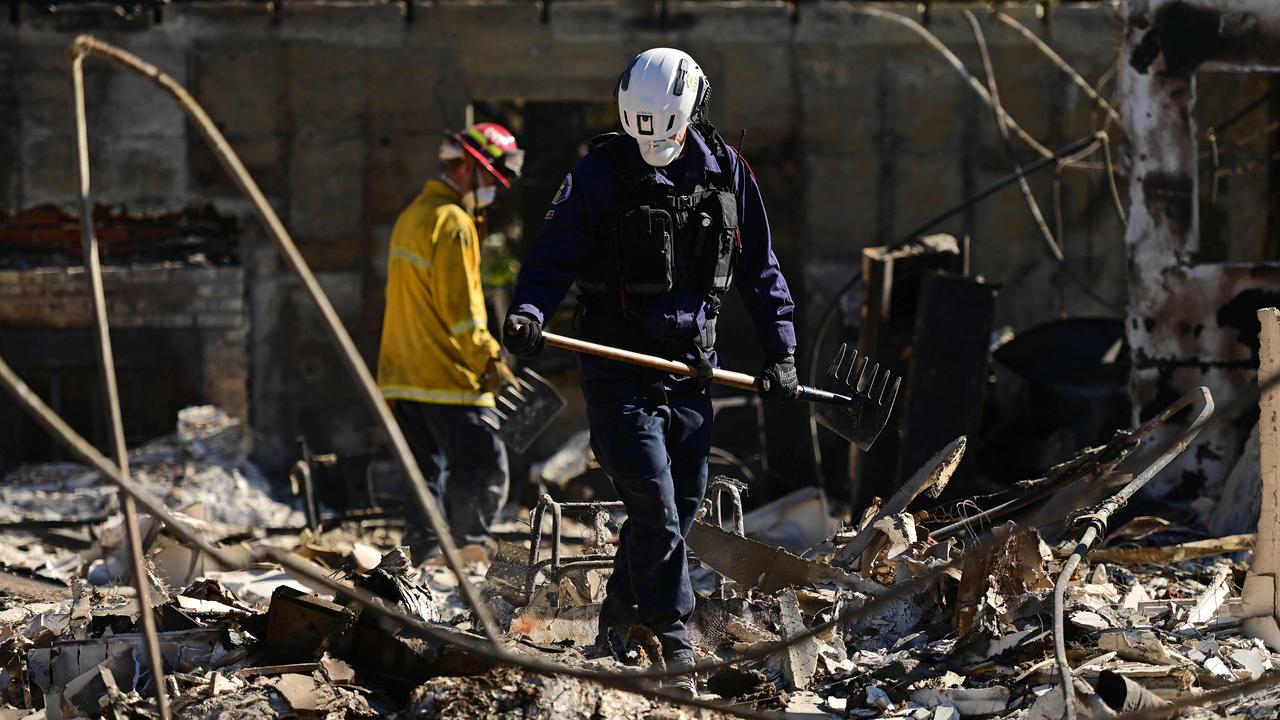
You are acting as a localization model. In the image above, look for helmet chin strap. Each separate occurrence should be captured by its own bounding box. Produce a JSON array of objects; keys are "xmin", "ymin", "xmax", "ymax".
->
[{"xmin": 440, "ymin": 173, "xmax": 464, "ymax": 196}]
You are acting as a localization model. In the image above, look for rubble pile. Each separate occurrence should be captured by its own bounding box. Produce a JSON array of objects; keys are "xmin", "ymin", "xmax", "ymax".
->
[
  {"xmin": 1, "ymin": 406, "xmax": 301, "ymax": 532},
  {"xmin": 465, "ymin": 436, "xmax": 1280, "ymax": 719},
  {"xmin": 0, "ymin": 408, "xmax": 1279, "ymax": 719}
]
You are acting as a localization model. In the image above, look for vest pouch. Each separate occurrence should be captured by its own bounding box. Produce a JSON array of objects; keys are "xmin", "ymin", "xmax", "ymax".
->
[
  {"xmin": 618, "ymin": 206, "xmax": 674, "ymax": 295},
  {"xmin": 697, "ymin": 192, "xmax": 738, "ymax": 293}
]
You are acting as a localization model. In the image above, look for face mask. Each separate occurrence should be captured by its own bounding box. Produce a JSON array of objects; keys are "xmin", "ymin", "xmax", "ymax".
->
[
  {"xmin": 474, "ymin": 185, "xmax": 497, "ymax": 209},
  {"xmin": 459, "ymin": 168, "xmax": 498, "ymax": 213},
  {"xmin": 639, "ymin": 137, "xmax": 684, "ymax": 167}
]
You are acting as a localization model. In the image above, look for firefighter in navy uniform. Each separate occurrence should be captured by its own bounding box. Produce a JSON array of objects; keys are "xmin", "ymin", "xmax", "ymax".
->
[{"xmin": 502, "ymin": 48, "xmax": 798, "ymax": 695}]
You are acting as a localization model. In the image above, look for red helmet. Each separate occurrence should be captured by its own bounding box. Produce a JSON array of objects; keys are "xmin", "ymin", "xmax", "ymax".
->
[{"xmin": 449, "ymin": 122, "xmax": 524, "ymax": 189}]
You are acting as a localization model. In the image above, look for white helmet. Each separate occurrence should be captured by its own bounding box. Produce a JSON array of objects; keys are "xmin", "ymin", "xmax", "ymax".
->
[{"xmin": 616, "ymin": 48, "xmax": 710, "ymax": 167}]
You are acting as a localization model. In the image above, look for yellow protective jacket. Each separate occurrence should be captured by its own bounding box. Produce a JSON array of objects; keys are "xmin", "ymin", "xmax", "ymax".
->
[{"xmin": 377, "ymin": 179, "xmax": 500, "ymax": 407}]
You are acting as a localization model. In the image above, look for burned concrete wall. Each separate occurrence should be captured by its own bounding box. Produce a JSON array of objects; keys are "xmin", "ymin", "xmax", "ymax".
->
[
  {"xmin": 0, "ymin": 1, "xmax": 1266, "ymax": 480},
  {"xmin": 0, "ymin": 263, "xmax": 247, "ymax": 469}
]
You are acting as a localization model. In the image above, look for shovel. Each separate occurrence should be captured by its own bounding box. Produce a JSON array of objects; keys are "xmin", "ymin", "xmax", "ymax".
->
[
  {"xmin": 540, "ymin": 331, "xmax": 899, "ymax": 450},
  {"xmin": 481, "ymin": 367, "xmax": 567, "ymax": 454}
]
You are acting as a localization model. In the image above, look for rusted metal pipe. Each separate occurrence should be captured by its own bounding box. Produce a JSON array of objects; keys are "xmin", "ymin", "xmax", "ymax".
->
[
  {"xmin": 1114, "ymin": 670, "xmax": 1280, "ymax": 720},
  {"xmin": 70, "ymin": 52, "xmax": 171, "ymax": 719},
  {"xmin": 65, "ymin": 35, "xmax": 500, "ymax": 643},
  {"xmin": 0, "ymin": 355, "xmax": 778, "ymax": 719},
  {"xmin": 5, "ymin": 342, "xmax": 1258, "ymax": 717},
  {"xmin": 1052, "ymin": 387, "xmax": 1214, "ymax": 720},
  {"xmin": 7, "ymin": 289, "xmax": 1280, "ymax": 720},
  {"xmin": 1096, "ymin": 670, "xmax": 1172, "ymax": 715}
]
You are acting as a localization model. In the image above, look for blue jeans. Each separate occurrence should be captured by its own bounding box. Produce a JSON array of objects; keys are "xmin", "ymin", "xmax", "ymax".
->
[
  {"xmin": 585, "ymin": 378, "xmax": 712, "ymax": 660},
  {"xmin": 393, "ymin": 401, "xmax": 509, "ymax": 557}
]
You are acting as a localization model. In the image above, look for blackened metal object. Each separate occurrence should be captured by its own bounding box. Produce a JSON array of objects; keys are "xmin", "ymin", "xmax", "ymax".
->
[{"xmin": 481, "ymin": 367, "xmax": 567, "ymax": 454}]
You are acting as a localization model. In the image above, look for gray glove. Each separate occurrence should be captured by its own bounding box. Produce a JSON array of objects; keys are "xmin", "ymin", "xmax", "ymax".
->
[
  {"xmin": 759, "ymin": 354, "xmax": 799, "ymax": 401},
  {"xmin": 503, "ymin": 313, "xmax": 545, "ymax": 358}
]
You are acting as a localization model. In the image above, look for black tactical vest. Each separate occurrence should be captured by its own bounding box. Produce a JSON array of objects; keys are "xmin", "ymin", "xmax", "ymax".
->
[{"xmin": 576, "ymin": 129, "xmax": 739, "ymax": 307}]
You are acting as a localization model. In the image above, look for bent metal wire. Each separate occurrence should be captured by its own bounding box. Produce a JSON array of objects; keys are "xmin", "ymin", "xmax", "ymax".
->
[
  {"xmin": 64, "ymin": 34, "xmax": 501, "ymax": 645},
  {"xmin": 7, "ymin": 32, "xmax": 1269, "ymax": 720},
  {"xmin": 522, "ymin": 475, "xmax": 748, "ymax": 606}
]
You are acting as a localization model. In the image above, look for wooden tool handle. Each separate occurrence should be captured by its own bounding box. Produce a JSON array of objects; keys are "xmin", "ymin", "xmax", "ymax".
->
[{"xmin": 541, "ymin": 331, "xmax": 760, "ymax": 392}]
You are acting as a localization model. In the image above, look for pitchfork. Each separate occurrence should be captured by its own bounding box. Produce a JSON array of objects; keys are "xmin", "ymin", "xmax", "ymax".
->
[{"xmin": 539, "ymin": 332, "xmax": 900, "ymax": 451}]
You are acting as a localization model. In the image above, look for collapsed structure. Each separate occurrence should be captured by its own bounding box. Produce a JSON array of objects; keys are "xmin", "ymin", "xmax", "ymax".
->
[{"xmin": 4, "ymin": 1, "xmax": 1280, "ymax": 718}]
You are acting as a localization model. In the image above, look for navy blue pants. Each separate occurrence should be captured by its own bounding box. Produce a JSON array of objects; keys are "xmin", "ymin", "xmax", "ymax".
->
[
  {"xmin": 585, "ymin": 378, "xmax": 712, "ymax": 661},
  {"xmin": 393, "ymin": 400, "xmax": 510, "ymax": 558}
]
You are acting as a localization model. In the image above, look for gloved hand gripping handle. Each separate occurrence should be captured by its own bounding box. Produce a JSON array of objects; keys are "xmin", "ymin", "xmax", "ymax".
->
[
  {"xmin": 542, "ymin": 331, "xmax": 839, "ymax": 402},
  {"xmin": 540, "ymin": 331, "xmax": 899, "ymax": 450}
]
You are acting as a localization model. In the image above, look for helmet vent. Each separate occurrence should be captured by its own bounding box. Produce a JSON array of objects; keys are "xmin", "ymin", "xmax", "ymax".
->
[{"xmin": 618, "ymin": 56, "xmax": 640, "ymax": 93}]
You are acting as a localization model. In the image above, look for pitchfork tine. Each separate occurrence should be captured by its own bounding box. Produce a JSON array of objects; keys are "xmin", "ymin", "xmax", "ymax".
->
[
  {"xmin": 840, "ymin": 345, "xmax": 859, "ymax": 381},
  {"xmin": 826, "ymin": 347, "xmax": 842, "ymax": 378},
  {"xmin": 847, "ymin": 355, "xmax": 867, "ymax": 388},
  {"xmin": 861, "ymin": 362, "xmax": 878, "ymax": 394},
  {"xmin": 868, "ymin": 367, "xmax": 888, "ymax": 399},
  {"xmin": 882, "ymin": 376, "xmax": 901, "ymax": 409},
  {"xmin": 829, "ymin": 343, "xmax": 852, "ymax": 379}
]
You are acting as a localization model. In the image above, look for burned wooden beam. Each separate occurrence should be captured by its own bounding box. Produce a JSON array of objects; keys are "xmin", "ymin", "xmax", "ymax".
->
[{"xmin": 1243, "ymin": 307, "xmax": 1280, "ymax": 650}]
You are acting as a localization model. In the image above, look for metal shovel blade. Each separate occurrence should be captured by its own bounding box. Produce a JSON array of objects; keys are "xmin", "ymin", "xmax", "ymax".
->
[
  {"xmin": 481, "ymin": 367, "xmax": 567, "ymax": 454},
  {"xmin": 813, "ymin": 343, "xmax": 901, "ymax": 451}
]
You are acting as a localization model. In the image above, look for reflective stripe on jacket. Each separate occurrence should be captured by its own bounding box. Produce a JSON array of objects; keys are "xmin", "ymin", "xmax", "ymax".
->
[{"xmin": 377, "ymin": 179, "xmax": 499, "ymax": 407}]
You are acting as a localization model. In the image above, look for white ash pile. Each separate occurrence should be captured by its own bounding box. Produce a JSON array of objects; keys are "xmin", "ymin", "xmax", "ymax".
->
[{"xmin": 0, "ymin": 406, "xmax": 302, "ymax": 529}]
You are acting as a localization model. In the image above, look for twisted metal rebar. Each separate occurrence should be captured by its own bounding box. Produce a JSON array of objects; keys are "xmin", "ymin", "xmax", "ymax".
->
[
  {"xmin": 65, "ymin": 34, "xmax": 501, "ymax": 644},
  {"xmin": 70, "ymin": 51, "xmax": 171, "ymax": 718}
]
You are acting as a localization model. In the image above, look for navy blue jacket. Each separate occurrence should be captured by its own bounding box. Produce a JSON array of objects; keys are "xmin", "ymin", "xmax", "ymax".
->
[{"xmin": 511, "ymin": 127, "xmax": 796, "ymax": 385}]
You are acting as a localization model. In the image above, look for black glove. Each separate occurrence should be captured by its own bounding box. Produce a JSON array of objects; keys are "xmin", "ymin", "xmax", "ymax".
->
[
  {"xmin": 503, "ymin": 312, "xmax": 545, "ymax": 358},
  {"xmin": 759, "ymin": 354, "xmax": 799, "ymax": 401}
]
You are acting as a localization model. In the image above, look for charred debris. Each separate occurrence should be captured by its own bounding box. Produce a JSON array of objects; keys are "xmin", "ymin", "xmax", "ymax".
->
[
  {"xmin": 1, "ymin": 384, "xmax": 1279, "ymax": 720},
  {"xmin": 7, "ymin": 2, "xmax": 1280, "ymax": 718}
]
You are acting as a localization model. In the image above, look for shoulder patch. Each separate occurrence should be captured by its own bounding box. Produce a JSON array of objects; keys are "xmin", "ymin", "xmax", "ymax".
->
[{"xmin": 551, "ymin": 173, "xmax": 573, "ymax": 205}]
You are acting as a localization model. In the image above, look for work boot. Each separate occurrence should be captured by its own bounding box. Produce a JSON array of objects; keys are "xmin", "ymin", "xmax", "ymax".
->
[{"xmin": 661, "ymin": 654, "xmax": 698, "ymax": 698}]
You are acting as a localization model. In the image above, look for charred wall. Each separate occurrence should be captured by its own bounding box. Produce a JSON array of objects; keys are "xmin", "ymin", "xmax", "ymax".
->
[{"xmin": 0, "ymin": 1, "xmax": 1261, "ymax": 482}]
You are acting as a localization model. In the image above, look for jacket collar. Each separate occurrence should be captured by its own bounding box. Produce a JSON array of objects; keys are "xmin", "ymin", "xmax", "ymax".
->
[
  {"xmin": 423, "ymin": 178, "xmax": 461, "ymax": 203},
  {"xmin": 685, "ymin": 127, "xmax": 723, "ymax": 176}
]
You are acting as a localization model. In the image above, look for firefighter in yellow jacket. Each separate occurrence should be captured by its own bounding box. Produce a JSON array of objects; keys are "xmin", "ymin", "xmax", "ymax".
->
[{"xmin": 377, "ymin": 123, "xmax": 524, "ymax": 560}]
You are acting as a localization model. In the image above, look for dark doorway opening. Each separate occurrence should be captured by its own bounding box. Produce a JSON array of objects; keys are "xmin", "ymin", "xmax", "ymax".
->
[
  {"xmin": 469, "ymin": 100, "xmax": 617, "ymax": 260},
  {"xmin": 0, "ymin": 329, "xmax": 207, "ymax": 473}
]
